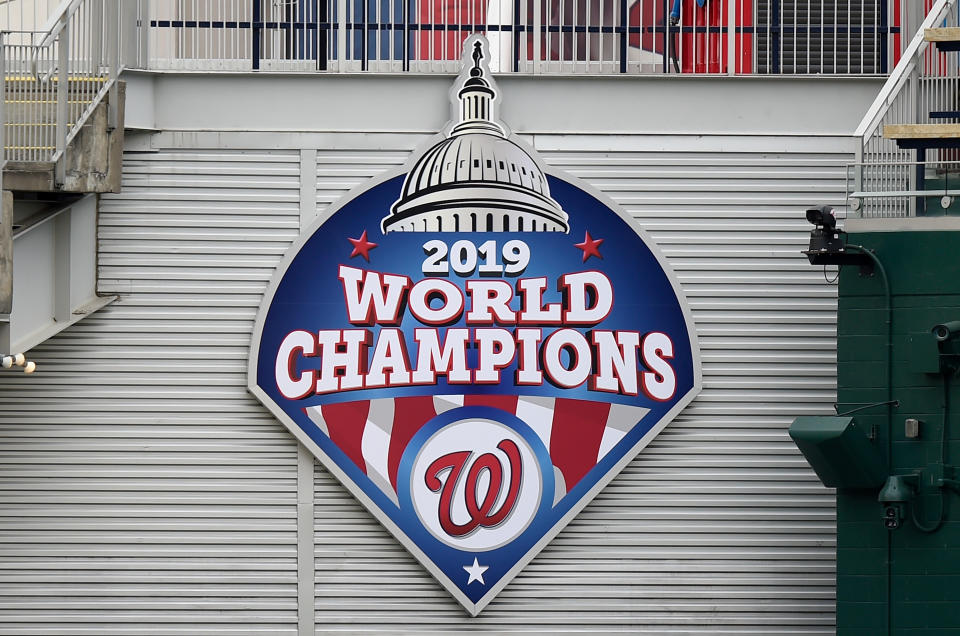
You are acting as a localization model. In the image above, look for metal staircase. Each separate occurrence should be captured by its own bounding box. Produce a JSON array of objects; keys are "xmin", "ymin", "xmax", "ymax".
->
[
  {"xmin": 2, "ymin": 0, "xmax": 126, "ymax": 191},
  {"xmin": 0, "ymin": 0, "xmax": 130, "ymax": 365},
  {"xmin": 851, "ymin": 0, "xmax": 960, "ymax": 219}
]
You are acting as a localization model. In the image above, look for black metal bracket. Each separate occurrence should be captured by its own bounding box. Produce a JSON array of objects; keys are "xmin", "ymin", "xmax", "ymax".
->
[{"xmin": 802, "ymin": 249, "xmax": 876, "ymax": 276}]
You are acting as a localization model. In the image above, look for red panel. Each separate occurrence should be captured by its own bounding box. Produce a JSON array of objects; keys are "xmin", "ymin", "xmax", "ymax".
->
[
  {"xmin": 628, "ymin": 1, "xmax": 752, "ymax": 74},
  {"xmin": 548, "ymin": 398, "xmax": 611, "ymax": 490},
  {"xmin": 387, "ymin": 395, "xmax": 438, "ymax": 490},
  {"xmin": 629, "ymin": 0, "xmax": 667, "ymax": 55},
  {"xmin": 416, "ymin": 0, "xmax": 487, "ymax": 60},
  {"xmin": 322, "ymin": 401, "xmax": 371, "ymax": 473},
  {"xmin": 463, "ymin": 393, "xmax": 519, "ymax": 413},
  {"xmin": 892, "ymin": 0, "xmax": 902, "ymax": 67}
]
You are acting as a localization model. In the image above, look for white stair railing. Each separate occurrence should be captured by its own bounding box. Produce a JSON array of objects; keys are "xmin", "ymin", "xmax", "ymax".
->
[
  {"xmin": 1, "ymin": 0, "xmax": 125, "ymax": 173},
  {"xmin": 852, "ymin": 0, "xmax": 959, "ymax": 218}
]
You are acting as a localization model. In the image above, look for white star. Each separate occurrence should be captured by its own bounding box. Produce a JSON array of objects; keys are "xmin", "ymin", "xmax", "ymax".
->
[{"xmin": 463, "ymin": 558, "xmax": 489, "ymax": 585}]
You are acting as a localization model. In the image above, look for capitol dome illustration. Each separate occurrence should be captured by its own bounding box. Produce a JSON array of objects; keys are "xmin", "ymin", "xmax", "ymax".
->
[{"xmin": 381, "ymin": 40, "xmax": 569, "ymax": 234}]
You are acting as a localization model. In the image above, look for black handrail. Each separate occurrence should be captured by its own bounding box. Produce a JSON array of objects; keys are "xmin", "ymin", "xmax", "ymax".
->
[{"xmin": 252, "ymin": 0, "xmax": 261, "ymax": 70}]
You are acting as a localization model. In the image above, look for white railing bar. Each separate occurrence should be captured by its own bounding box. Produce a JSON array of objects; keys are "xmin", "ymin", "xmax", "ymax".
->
[
  {"xmin": 1, "ymin": 0, "xmax": 124, "ymax": 165},
  {"xmin": 37, "ymin": 0, "xmax": 79, "ymax": 38},
  {"xmin": 851, "ymin": 190, "xmax": 960, "ymax": 198},
  {"xmin": 727, "ymin": 0, "xmax": 735, "ymax": 75},
  {"xmin": 54, "ymin": 20, "xmax": 67, "ymax": 165},
  {"xmin": 855, "ymin": 0, "xmax": 953, "ymax": 140},
  {"xmin": 0, "ymin": 33, "xmax": 5, "ymax": 191}
]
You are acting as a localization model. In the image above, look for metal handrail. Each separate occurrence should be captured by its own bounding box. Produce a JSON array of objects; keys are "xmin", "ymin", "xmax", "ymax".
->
[
  {"xmin": 37, "ymin": 0, "xmax": 79, "ymax": 43},
  {"xmin": 30, "ymin": 0, "xmax": 82, "ymax": 79},
  {"xmin": 2, "ymin": 0, "xmax": 123, "ymax": 172},
  {"xmin": 849, "ymin": 0, "xmax": 960, "ymax": 219},
  {"xmin": 135, "ymin": 0, "xmax": 901, "ymax": 75},
  {"xmin": 856, "ymin": 0, "xmax": 954, "ymax": 142}
]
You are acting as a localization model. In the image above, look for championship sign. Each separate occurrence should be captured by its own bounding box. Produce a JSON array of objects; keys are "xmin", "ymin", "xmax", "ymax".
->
[{"xmin": 248, "ymin": 37, "xmax": 701, "ymax": 615}]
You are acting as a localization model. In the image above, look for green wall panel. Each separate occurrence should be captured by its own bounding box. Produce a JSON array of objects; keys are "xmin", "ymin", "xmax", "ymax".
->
[{"xmin": 836, "ymin": 230, "xmax": 960, "ymax": 635}]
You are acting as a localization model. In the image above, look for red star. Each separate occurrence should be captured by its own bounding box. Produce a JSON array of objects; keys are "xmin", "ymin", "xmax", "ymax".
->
[
  {"xmin": 348, "ymin": 230, "xmax": 378, "ymax": 262},
  {"xmin": 574, "ymin": 231, "xmax": 604, "ymax": 262}
]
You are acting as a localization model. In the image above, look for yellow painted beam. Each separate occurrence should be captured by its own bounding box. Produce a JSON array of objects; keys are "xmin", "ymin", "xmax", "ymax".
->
[
  {"xmin": 4, "ymin": 100, "xmax": 94, "ymax": 104},
  {"xmin": 925, "ymin": 27, "xmax": 960, "ymax": 42},
  {"xmin": 883, "ymin": 123, "xmax": 960, "ymax": 139},
  {"xmin": 2, "ymin": 75, "xmax": 107, "ymax": 82}
]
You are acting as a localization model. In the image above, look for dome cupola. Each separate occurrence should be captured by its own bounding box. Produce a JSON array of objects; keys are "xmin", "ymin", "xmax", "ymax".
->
[{"xmin": 382, "ymin": 39, "xmax": 569, "ymax": 234}]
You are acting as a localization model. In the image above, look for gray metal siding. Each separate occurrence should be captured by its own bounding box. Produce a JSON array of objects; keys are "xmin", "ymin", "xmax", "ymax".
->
[
  {"xmin": 0, "ymin": 149, "xmax": 302, "ymax": 633},
  {"xmin": 1, "ymin": 136, "xmax": 846, "ymax": 633}
]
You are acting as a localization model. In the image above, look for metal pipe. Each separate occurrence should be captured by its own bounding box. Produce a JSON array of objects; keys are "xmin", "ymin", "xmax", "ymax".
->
[{"xmin": 843, "ymin": 243, "xmax": 892, "ymax": 635}]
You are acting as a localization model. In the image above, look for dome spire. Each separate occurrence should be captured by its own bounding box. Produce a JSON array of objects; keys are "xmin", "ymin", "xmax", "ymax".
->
[
  {"xmin": 383, "ymin": 36, "xmax": 569, "ymax": 234},
  {"xmin": 451, "ymin": 40, "xmax": 504, "ymax": 137}
]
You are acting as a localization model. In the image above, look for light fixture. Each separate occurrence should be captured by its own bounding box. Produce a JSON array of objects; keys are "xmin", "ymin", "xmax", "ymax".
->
[{"xmin": 2, "ymin": 353, "xmax": 36, "ymax": 374}]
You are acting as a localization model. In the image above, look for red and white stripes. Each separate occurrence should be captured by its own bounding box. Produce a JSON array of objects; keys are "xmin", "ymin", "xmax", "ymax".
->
[{"xmin": 305, "ymin": 394, "xmax": 649, "ymax": 506}]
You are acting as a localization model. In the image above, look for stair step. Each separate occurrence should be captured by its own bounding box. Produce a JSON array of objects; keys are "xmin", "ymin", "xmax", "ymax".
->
[
  {"xmin": 4, "ymin": 122, "xmax": 74, "ymax": 127},
  {"xmin": 925, "ymin": 27, "xmax": 960, "ymax": 51},
  {"xmin": 884, "ymin": 124, "xmax": 960, "ymax": 139},
  {"xmin": 3, "ymin": 75, "xmax": 107, "ymax": 83}
]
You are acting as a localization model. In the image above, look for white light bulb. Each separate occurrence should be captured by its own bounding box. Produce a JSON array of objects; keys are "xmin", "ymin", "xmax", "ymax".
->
[
  {"xmin": 13, "ymin": 353, "xmax": 25, "ymax": 366},
  {"xmin": 24, "ymin": 361, "xmax": 36, "ymax": 374},
  {"xmin": 1, "ymin": 356, "xmax": 11, "ymax": 369}
]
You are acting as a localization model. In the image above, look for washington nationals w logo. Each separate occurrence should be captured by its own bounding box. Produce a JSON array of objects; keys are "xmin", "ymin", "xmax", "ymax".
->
[{"xmin": 426, "ymin": 439, "xmax": 523, "ymax": 536}]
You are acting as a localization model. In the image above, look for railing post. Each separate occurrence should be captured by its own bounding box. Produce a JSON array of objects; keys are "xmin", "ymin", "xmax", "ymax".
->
[
  {"xmin": 360, "ymin": 0, "xmax": 366, "ymax": 71},
  {"xmin": 55, "ymin": 25, "xmax": 69, "ymax": 184},
  {"xmin": 900, "ymin": 0, "xmax": 909, "ymax": 59},
  {"xmin": 513, "ymin": 0, "xmax": 520, "ymax": 73},
  {"xmin": 854, "ymin": 143, "xmax": 864, "ymax": 219},
  {"xmin": 771, "ymin": 0, "xmax": 779, "ymax": 74},
  {"xmin": 662, "ymin": 0, "xmax": 669, "ymax": 73},
  {"xmin": 91, "ymin": 0, "xmax": 104, "ymax": 74},
  {"xmin": 533, "ymin": 0, "xmax": 542, "ymax": 73},
  {"xmin": 107, "ymin": 0, "xmax": 120, "ymax": 131},
  {"xmin": 0, "ymin": 33, "xmax": 5, "ymax": 180},
  {"xmin": 619, "ymin": 0, "xmax": 627, "ymax": 74},
  {"xmin": 880, "ymin": 0, "xmax": 889, "ymax": 74},
  {"xmin": 337, "ymin": 0, "xmax": 348, "ymax": 71},
  {"xmin": 726, "ymin": 0, "xmax": 736, "ymax": 74},
  {"xmin": 402, "ymin": 0, "xmax": 409, "ymax": 72},
  {"xmin": 908, "ymin": 72, "xmax": 918, "ymax": 216},
  {"xmin": 139, "ymin": 0, "xmax": 150, "ymax": 69},
  {"xmin": 253, "ymin": 0, "xmax": 262, "ymax": 70}
]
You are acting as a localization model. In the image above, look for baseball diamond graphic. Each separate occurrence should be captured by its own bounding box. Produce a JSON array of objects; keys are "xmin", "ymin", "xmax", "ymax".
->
[{"xmin": 248, "ymin": 35, "xmax": 701, "ymax": 616}]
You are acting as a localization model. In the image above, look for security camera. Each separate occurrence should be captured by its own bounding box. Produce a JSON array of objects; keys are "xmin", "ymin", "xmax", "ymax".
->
[
  {"xmin": 932, "ymin": 321, "xmax": 960, "ymax": 342},
  {"xmin": 878, "ymin": 475, "xmax": 915, "ymax": 530},
  {"xmin": 803, "ymin": 205, "xmax": 845, "ymax": 260},
  {"xmin": 805, "ymin": 205, "xmax": 837, "ymax": 230}
]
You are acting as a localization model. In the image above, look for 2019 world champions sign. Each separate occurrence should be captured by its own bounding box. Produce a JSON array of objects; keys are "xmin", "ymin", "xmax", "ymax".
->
[{"xmin": 248, "ymin": 37, "xmax": 701, "ymax": 615}]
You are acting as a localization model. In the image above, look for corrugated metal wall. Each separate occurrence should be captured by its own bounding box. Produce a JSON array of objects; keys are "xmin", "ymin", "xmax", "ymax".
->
[
  {"xmin": 1, "ymin": 134, "xmax": 847, "ymax": 633},
  {"xmin": 0, "ymin": 149, "xmax": 302, "ymax": 633}
]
